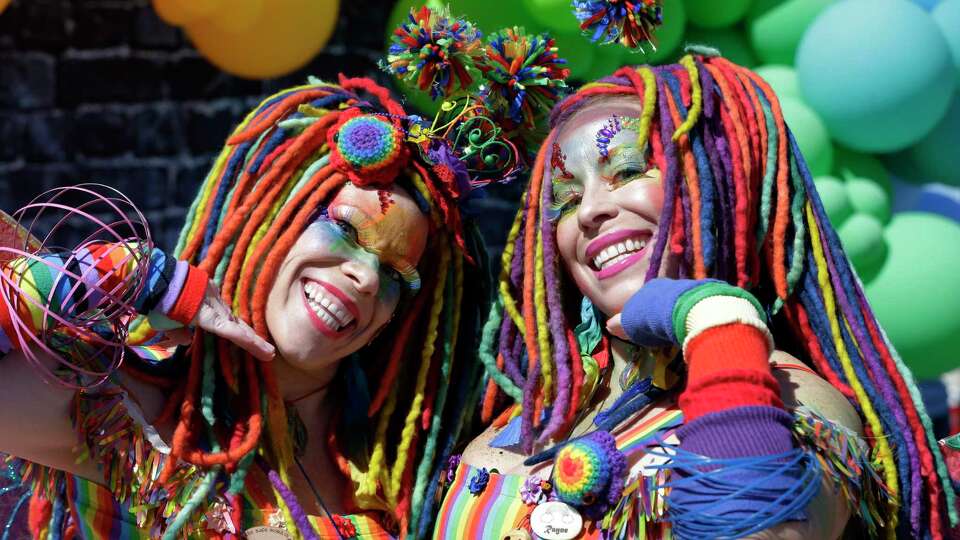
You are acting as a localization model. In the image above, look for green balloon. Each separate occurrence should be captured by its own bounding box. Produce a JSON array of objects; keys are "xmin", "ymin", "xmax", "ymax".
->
[
  {"xmin": 553, "ymin": 29, "xmax": 597, "ymax": 80},
  {"xmin": 846, "ymin": 177, "xmax": 892, "ymax": 224},
  {"xmin": 753, "ymin": 64, "xmax": 799, "ymax": 100},
  {"xmin": 908, "ymin": 93, "xmax": 960, "ymax": 187},
  {"xmin": 522, "ymin": 0, "xmax": 575, "ymax": 31},
  {"xmin": 779, "ymin": 96, "xmax": 833, "ymax": 177},
  {"xmin": 832, "ymin": 145, "xmax": 892, "ymax": 194},
  {"xmin": 933, "ymin": 0, "xmax": 960, "ymax": 76},
  {"xmin": 684, "ymin": 26, "xmax": 758, "ymax": 68},
  {"xmin": 865, "ymin": 213, "xmax": 960, "ymax": 379},
  {"xmin": 588, "ymin": 44, "xmax": 627, "ymax": 79},
  {"xmin": 451, "ymin": 0, "xmax": 528, "ymax": 30},
  {"xmin": 837, "ymin": 213, "xmax": 887, "ymax": 282},
  {"xmin": 813, "ymin": 175, "xmax": 853, "ymax": 227},
  {"xmin": 747, "ymin": 0, "xmax": 832, "ymax": 65},
  {"xmin": 685, "ymin": 0, "xmax": 752, "ymax": 28},
  {"xmin": 634, "ymin": 0, "xmax": 687, "ymax": 65}
]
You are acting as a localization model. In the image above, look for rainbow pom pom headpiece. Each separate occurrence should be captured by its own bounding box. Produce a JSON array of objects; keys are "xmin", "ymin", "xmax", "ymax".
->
[{"xmin": 330, "ymin": 111, "xmax": 409, "ymax": 187}]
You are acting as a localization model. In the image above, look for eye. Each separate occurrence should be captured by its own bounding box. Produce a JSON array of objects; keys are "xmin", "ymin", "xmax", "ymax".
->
[{"xmin": 334, "ymin": 219, "xmax": 359, "ymax": 242}]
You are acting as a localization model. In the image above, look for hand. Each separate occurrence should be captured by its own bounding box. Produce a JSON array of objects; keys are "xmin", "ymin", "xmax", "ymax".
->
[
  {"xmin": 612, "ymin": 278, "xmax": 764, "ymax": 349},
  {"xmin": 184, "ymin": 280, "xmax": 275, "ymax": 362}
]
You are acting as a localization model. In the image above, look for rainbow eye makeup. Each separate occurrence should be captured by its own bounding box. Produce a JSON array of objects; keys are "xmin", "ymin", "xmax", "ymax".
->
[{"xmin": 327, "ymin": 205, "xmax": 422, "ymax": 291}]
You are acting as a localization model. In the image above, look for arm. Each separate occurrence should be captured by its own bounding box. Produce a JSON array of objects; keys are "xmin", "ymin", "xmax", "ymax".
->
[
  {"xmin": 0, "ymin": 242, "xmax": 272, "ymax": 483},
  {"xmin": 613, "ymin": 279, "xmax": 857, "ymax": 539}
]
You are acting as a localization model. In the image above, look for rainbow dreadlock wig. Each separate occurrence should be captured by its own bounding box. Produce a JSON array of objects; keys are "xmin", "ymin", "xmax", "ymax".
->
[
  {"xmin": 478, "ymin": 51, "xmax": 957, "ymax": 538},
  {"xmin": 129, "ymin": 76, "xmax": 492, "ymax": 537}
]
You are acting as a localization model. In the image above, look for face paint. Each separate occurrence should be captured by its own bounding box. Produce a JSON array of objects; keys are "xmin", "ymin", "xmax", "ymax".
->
[
  {"xmin": 327, "ymin": 189, "xmax": 423, "ymax": 291},
  {"xmin": 595, "ymin": 115, "xmax": 642, "ymax": 161},
  {"xmin": 550, "ymin": 142, "xmax": 576, "ymax": 181}
]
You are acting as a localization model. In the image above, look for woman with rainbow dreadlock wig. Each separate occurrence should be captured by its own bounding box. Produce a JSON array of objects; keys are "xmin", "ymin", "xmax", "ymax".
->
[
  {"xmin": 0, "ymin": 76, "xmax": 498, "ymax": 539},
  {"xmin": 432, "ymin": 49, "xmax": 958, "ymax": 540}
]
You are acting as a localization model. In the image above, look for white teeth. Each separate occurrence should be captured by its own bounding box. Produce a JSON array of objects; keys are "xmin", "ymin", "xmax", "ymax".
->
[
  {"xmin": 303, "ymin": 282, "xmax": 355, "ymax": 329},
  {"xmin": 590, "ymin": 237, "xmax": 649, "ymax": 270}
]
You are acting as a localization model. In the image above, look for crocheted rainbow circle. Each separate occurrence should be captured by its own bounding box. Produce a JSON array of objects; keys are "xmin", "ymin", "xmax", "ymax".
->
[
  {"xmin": 553, "ymin": 432, "xmax": 616, "ymax": 506},
  {"xmin": 332, "ymin": 114, "xmax": 406, "ymax": 186}
]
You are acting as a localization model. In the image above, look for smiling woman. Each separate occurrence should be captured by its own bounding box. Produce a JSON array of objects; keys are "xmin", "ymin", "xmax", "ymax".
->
[
  {"xmin": 437, "ymin": 52, "xmax": 956, "ymax": 540},
  {"xmin": 0, "ymin": 78, "xmax": 493, "ymax": 539}
]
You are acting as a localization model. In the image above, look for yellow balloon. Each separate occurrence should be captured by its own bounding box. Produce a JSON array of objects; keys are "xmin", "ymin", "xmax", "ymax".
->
[
  {"xmin": 153, "ymin": 0, "xmax": 223, "ymax": 26},
  {"xmin": 0, "ymin": 0, "xmax": 10, "ymax": 16},
  {"xmin": 210, "ymin": 0, "xmax": 262, "ymax": 33},
  {"xmin": 185, "ymin": 0, "xmax": 339, "ymax": 79}
]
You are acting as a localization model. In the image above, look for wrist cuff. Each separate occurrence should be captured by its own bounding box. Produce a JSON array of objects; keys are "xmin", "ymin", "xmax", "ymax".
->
[{"xmin": 165, "ymin": 265, "xmax": 208, "ymax": 325}]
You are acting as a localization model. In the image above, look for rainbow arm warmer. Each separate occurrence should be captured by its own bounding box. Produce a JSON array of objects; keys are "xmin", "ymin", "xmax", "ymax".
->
[
  {"xmin": 619, "ymin": 281, "xmax": 820, "ymax": 536},
  {"xmin": 0, "ymin": 243, "xmax": 208, "ymax": 355}
]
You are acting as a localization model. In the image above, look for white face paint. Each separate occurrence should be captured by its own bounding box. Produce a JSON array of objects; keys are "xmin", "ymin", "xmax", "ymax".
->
[{"xmin": 553, "ymin": 99, "xmax": 674, "ymax": 317}]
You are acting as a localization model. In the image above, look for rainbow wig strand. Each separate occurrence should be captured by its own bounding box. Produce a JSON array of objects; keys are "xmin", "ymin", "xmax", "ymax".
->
[
  {"xmin": 155, "ymin": 76, "xmax": 489, "ymax": 538},
  {"xmin": 479, "ymin": 51, "xmax": 956, "ymax": 539}
]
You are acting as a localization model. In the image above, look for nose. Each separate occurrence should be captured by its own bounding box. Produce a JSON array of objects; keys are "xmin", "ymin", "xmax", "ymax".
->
[
  {"xmin": 340, "ymin": 259, "xmax": 379, "ymax": 295},
  {"xmin": 576, "ymin": 182, "xmax": 619, "ymax": 231}
]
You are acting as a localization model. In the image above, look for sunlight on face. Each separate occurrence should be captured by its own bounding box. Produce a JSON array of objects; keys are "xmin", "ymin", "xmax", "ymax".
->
[
  {"xmin": 553, "ymin": 99, "xmax": 669, "ymax": 316},
  {"xmin": 265, "ymin": 182, "xmax": 429, "ymax": 373}
]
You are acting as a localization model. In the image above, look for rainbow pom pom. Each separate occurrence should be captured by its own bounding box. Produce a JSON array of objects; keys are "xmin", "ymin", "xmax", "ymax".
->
[
  {"xmin": 478, "ymin": 27, "xmax": 570, "ymax": 128},
  {"xmin": 551, "ymin": 431, "xmax": 626, "ymax": 518},
  {"xmin": 383, "ymin": 6, "xmax": 483, "ymax": 100},
  {"xmin": 330, "ymin": 113, "xmax": 408, "ymax": 187},
  {"xmin": 572, "ymin": 0, "xmax": 663, "ymax": 50}
]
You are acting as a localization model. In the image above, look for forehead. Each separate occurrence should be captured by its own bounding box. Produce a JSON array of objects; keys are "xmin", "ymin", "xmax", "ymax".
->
[
  {"xmin": 556, "ymin": 99, "xmax": 646, "ymax": 170},
  {"xmin": 330, "ymin": 182, "xmax": 429, "ymax": 264}
]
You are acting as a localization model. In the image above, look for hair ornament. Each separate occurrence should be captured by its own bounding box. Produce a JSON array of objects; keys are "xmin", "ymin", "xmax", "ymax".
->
[
  {"xmin": 383, "ymin": 5, "xmax": 484, "ymax": 100},
  {"xmin": 329, "ymin": 109, "xmax": 410, "ymax": 187},
  {"xmin": 385, "ymin": 5, "xmax": 572, "ymax": 201},
  {"xmin": 571, "ymin": 0, "xmax": 664, "ymax": 51}
]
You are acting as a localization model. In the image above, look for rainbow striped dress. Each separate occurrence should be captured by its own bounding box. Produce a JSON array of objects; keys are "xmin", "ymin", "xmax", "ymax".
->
[
  {"xmin": 432, "ymin": 397, "xmax": 887, "ymax": 540},
  {"xmin": 433, "ymin": 407, "xmax": 684, "ymax": 540}
]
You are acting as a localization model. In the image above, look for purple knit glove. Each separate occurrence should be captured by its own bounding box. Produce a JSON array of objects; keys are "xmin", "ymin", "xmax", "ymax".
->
[{"xmin": 618, "ymin": 278, "xmax": 719, "ymax": 348}]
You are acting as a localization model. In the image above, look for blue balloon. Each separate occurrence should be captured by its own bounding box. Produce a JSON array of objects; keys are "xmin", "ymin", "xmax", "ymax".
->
[
  {"xmin": 796, "ymin": 0, "xmax": 957, "ymax": 152},
  {"xmin": 912, "ymin": 0, "xmax": 942, "ymax": 9}
]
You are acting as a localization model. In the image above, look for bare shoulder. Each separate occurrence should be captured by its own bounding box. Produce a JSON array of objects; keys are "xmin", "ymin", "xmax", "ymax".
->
[
  {"xmin": 770, "ymin": 350, "xmax": 863, "ymax": 435},
  {"xmin": 461, "ymin": 423, "xmax": 540, "ymax": 476}
]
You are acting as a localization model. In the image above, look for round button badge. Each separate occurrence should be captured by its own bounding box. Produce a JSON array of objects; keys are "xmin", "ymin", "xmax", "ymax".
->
[{"xmin": 529, "ymin": 500, "xmax": 584, "ymax": 540}]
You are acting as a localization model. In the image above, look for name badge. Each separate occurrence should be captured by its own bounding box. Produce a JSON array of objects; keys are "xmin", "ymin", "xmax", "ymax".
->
[
  {"xmin": 530, "ymin": 501, "xmax": 583, "ymax": 540},
  {"xmin": 245, "ymin": 526, "xmax": 292, "ymax": 539}
]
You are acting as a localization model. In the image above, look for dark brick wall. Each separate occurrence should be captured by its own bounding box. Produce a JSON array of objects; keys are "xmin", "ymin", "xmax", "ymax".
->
[{"xmin": 0, "ymin": 0, "xmax": 521, "ymax": 255}]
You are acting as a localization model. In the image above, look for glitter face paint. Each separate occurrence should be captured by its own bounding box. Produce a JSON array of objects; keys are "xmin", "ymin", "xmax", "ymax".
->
[{"xmin": 552, "ymin": 102, "xmax": 667, "ymax": 317}]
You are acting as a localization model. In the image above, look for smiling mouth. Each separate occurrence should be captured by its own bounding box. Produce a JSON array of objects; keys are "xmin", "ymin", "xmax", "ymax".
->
[
  {"xmin": 590, "ymin": 237, "xmax": 649, "ymax": 271},
  {"xmin": 301, "ymin": 280, "xmax": 357, "ymax": 336}
]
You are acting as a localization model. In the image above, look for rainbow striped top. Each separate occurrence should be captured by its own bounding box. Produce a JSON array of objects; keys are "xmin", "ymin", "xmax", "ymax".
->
[{"xmin": 433, "ymin": 406, "xmax": 684, "ymax": 540}]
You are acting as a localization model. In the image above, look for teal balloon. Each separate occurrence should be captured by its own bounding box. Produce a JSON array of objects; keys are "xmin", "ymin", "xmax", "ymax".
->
[
  {"xmin": 523, "ymin": 0, "xmax": 575, "ymax": 31},
  {"xmin": 634, "ymin": 0, "xmax": 686, "ymax": 64},
  {"xmin": 866, "ymin": 213, "xmax": 960, "ymax": 378},
  {"xmin": 846, "ymin": 177, "xmax": 892, "ymax": 224},
  {"xmin": 684, "ymin": 26, "xmax": 757, "ymax": 68},
  {"xmin": 796, "ymin": 0, "xmax": 957, "ymax": 152},
  {"xmin": 754, "ymin": 64, "xmax": 799, "ymax": 99},
  {"xmin": 684, "ymin": 0, "xmax": 752, "ymax": 28},
  {"xmin": 747, "ymin": 0, "xmax": 832, "ymax": 65},
  {"xmin": 779, "ymin": 96, "xmax": 833, "ymax": 177},
  {"xmin": 933, "ymin": 0, "xmax": 960, "ymax": 75},
  {"xmin": 832, "ymin": 145, "xmax": 892, "ymax": 194},
  {"xmin": 837, "ymin": 213, "xmax": 887, "ymax": 282},
  {"xmin": 908, "ymin": 93, "xmax": 960, "ymax": 186},
  {"xmin": 813, "ymin": 175, "xmax": 854, "ymax": 226}
]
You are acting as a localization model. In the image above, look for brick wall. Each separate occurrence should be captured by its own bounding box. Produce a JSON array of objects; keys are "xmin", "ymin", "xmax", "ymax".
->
[{"xmin": 0, "ymin": 0, "xmax": 521, "ymax": 255}]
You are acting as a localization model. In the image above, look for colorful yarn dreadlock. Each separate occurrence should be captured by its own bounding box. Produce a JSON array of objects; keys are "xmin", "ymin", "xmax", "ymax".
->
[
  {"xmin": 149, "ymin": 76, "xmax": 490, "ymax": 538},
  {"xmin": 478, "ymin": 51, "xmax": 957, "ymax": 539}
]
